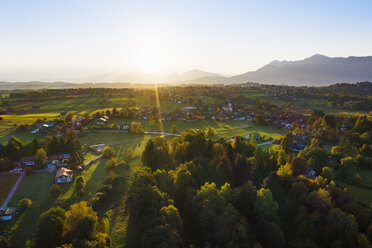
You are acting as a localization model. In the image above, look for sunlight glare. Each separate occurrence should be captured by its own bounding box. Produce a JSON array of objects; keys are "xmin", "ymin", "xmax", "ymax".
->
[{"xmin": 135, "ymin": 39, "xmax": 169, "ymax": 73}]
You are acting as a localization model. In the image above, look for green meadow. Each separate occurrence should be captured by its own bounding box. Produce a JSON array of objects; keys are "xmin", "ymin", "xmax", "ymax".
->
[
  {"xmin": 4, "ymin": 172, "xmax": 54, "ymax": 248},
  {"xmin": 336, "ymin": 170, "xmax": 372, "ymax": 206}
]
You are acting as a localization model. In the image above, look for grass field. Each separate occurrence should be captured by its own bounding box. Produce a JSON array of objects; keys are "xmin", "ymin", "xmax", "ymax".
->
[
  {"xmin": 360, "ymin": 170, "xmax": 372, "ymax": 188},
  {"xmin": 57, "ymin": 159, "xmax": 108, "ymax": 207},
  {"xmin": 2, "ymin": 90, "xmax": 368, "ymax": 145},
  {"xmin": 0, "ymin": 174, "xmax": 20, "ymax": 206},
  {"xmin": 0, "ymin": 113, "xmax": 50, "ymax": 143},
  {"xmin": 5, "ymin": 94, "xmax": 184, "ymax": 115},
  {"xmin": 0, "ymin": 117, "xmax": 284, "ymax": 145},
  {"xmin": 5, "ymin": 172, "xmax": 54, "ymax": 247},
  {"xmin": 335, "ymin": 170, "xmax": 372, "ymax": 206},
  {"xmin": 336, "ymin": 180, "xmax": 372, "ymax": 206},
  {"xmin": 101, "ymin": 119, "xmax": 284, "ymax": 140}
]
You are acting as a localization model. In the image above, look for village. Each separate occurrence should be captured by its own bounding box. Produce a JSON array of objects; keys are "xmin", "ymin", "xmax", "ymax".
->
[{"xmin": 0, "ymin": 83, "xmax": 370, "ymax": 247}]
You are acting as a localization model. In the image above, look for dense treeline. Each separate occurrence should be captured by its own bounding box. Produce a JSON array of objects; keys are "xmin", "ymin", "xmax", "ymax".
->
[
  {"xmin": 0, "ymin": 131, "xmax": 83, "ymax": 171},
  {"xmin": 124, "ymin": 124, "xmax": 372, "ymax": 248}
]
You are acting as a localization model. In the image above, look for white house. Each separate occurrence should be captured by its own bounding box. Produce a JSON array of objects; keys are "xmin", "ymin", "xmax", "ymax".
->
[{"xmin": 55, "ymin": 167, "xmax": 73, "ymax": 183}]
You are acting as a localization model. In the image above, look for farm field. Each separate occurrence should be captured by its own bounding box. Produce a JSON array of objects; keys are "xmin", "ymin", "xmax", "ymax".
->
[
  {"xmin": 101, "ymin": 119, "xmax": 284, "ymax": 140},
  {"xmin": 0, "ymin": 116, "xmax": 284, "ymax": 145},
  {"xmin": 1, "ymin": 90, "xmax": 368, "ymax": 145},
  {"xmin": 0, "ymin": 174, "xmax": 20, "ymax": 206},
  {"xmin": 4, "ymin": 94, "xmax": 185, "ymax": 115}
]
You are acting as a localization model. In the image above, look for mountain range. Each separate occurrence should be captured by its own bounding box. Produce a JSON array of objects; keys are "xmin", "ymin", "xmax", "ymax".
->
[
  {"xmin": 180, "ymin": 54, "xmax": 372, "ymax": 85},
  {"xmin": 1, "ymin": 54, "xmax": 372, "ymax": 89}
]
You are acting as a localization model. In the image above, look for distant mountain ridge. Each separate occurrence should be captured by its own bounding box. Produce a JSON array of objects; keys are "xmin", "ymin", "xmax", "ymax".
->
[
  {"xmin": 183, "ymin": 54, "xmax": 372, "ymax": 85},
  {"xmin": 1, "ymin": 54, "xmax": 372, "ymax": 89},
  {"xmin": 83, "ymin": 54, "xmax": 372, "ymax": 85}
]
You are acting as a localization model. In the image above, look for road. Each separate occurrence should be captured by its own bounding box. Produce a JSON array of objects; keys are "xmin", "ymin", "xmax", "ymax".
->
[
  {"xmin": 257, "ymin": 141, "xmax": 273, "ymax": 146},
  {"xmin": 84, "ymin": 154, "xmax": 103, "ymax": 166},
  {"xmin": 85, "ymin": 129, "xmax": 180, "ymax": 137}
]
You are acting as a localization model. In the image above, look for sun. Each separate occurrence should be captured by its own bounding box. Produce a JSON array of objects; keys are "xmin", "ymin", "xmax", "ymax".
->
[{"xmin": 135, "ymin": 40, "xmax": 169, "ymax": 73}]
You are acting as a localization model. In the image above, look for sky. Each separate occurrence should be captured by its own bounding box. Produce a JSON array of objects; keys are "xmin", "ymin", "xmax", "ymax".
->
[{"xmin": 0, "ymin": 0, "xmax": 372, "ymax": 82}]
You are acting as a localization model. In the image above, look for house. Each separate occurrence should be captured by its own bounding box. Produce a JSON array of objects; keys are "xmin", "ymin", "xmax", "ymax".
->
[
  {"xmin": 48, "ymin": 154, "xmax": 70, "ymax": 165},
  {"xmin": 72, "ymin": 118, "xmax": 81, "ymax": 127},
  {"xmin": 14, "ymin": 157, "xmax": 36, "ymax": 167},
  {"xmin": 55, "ymin": 167, "xmax": 73, "ymax": 183},
  {"xmin": 222, "ymin": 103, "xmax": 233, "ymax": 113},
  {"xmin": 62, "ymin": 154, "xmax": 70, "ymax": 163},
  {"xmin": 246, "ymin": 132, "xmax": 260, "ymax": 139},
  {"xmin": 0, "ymin": 208, "xmax": 15, "ymax": 221},
  {"xmin": 20, "ymin": 157, "xmax": 35, "ymax": 166},
  {"xmin": 48, "ymin": 154, "xmax": 62, "ymax": 165},
  {"xmin": 42, "ymin": 123, "xmax": 54, "ymax": 128},
  {"xmin": 96, "ymin": 117, "xmax": 108, "ymax": 125},
  {"xmin": 305, "ymin": 166, "xmax": 316, "ymax": 180},
  {"xmin": 292, "ymin": 142, "xmax": 305, "ymax": 152},
  {"xmin": 117, "ymin": 123, "xmax": 129, "ymax": 130}
]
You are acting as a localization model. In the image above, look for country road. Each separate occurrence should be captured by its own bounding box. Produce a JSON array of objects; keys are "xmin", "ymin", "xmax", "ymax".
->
[
  {"xmin": 257, "ymin": 141, "xmax": 273, "ymax": 146},
  {"xmin": 85, "ymin": 129, "xmax": 180, "ymax": 137},
  {"xmin": 84, "ymin": 154, "xmax": 103, "ymax": 166}
]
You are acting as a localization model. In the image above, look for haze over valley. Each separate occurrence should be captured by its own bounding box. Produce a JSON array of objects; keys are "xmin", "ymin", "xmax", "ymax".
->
[{"xmin": 2, "ymin": 54, "xmax": 372, "ymax": 89}]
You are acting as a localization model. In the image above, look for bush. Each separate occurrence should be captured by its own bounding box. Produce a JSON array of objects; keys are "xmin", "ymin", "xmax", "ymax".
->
[
  {"xmin": 117, "ymin": 160, "xmax": 128, "ymax": 168},
  {"xmin": 75, "ymin": 176, "xmax": 86, "ymax": 195},
  {"xmin": 88, "ymin": 192, "xmax": 104, "ymax": 210},
  {"xmin": 106, "ymin": 158, "xmax": 117, "ymax": 170},
  {"xmin": 98, "ymin": 183, "xmax": 113, "ymax": 195},
  {"xmin": 17, "ymin": 198, "xmax": 32, "ymax": 213},
  {"xmin": 50, "ymin": 184, "xmax": 61, "ymax": 197},
  {"xmin": 103, "ymin": 146, "xmax": 115, "ymax": 158},
  {"xmin": 321, "ymin": 166, "xmax": 335, "ymax": 179},
  {"xmin": 76, "ymin": 175, "xmax": 85, "ymax": 184},
  {"xmin": 104, "ymin": 171, "xmax": 117, "ymax": 184},
  {"xmin": 126, "ymin": 147, "xmax": 134, "ymax": 160}
]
